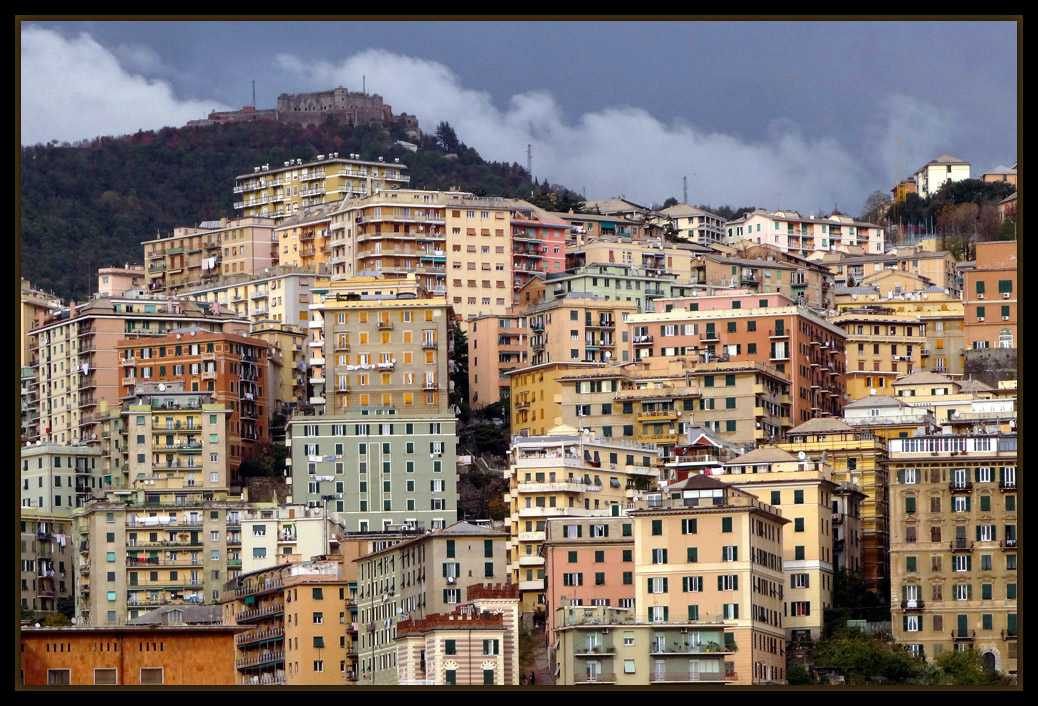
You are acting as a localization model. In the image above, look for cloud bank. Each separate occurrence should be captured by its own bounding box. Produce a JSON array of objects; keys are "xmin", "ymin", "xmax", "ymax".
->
[{"xmin": 20, "ymin": 26, "xmax": 231, "ymax": 146}]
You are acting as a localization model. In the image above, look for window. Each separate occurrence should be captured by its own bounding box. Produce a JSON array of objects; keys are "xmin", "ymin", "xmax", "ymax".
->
[
  {"xmin": 721, "ymin": 517, "xmax": 732, "ymax": 533},
  {"xmin": 313, "ymin": 612, "xmax": 324, "ymax": 624},
  {"xmin": 648, "ymin": 577, "xmax": 668, "ymax": 593},
  {"xmin": 652, "ymin": 548, "xmax": 668, "ymax": 564},
  {"xmin": 140, "ymin": 668, "xmax": 164, "ymax": 685},
  {"xmin": 47, "ymin": 670, "xmax": 71, "ymax": 685},
  {"xmin": 794, "ymin": 490, "xmax": 804, "ymax": 504},
  {"xmin": 94, "ymin": 668, "xmax": 118, "ymax": 684}
]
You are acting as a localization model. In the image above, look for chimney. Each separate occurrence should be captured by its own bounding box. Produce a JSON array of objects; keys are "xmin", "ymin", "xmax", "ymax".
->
[{"xmin": 221, "ymin": 217, "xmax": 228, "ymax": 228}]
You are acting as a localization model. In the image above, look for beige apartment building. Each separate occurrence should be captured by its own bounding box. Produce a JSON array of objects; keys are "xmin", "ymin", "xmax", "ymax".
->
[
  {"xmin": 354, "ymin": 522, "xmax": 510, "ymax": 685},
  {"xmin": 509, "ymin": 361, "xmax": 602, "ymax": 437},
  {"xmin": 29, "ymin": 296, "xmax": 248, "ymax": 447},
  {"xmin": 21, "ymin": 443, "xmax": 104, "ymax": 515},
  {"xmin": 506, "ymin": 428, "xmax": 661, "ymax": 619},
  {"xmin": 563, "ymin": 235, "xmax": 711, "ymax": 286},
  {"xmin": 834, "ymin": 308, "xmax": 927, "ymax": 401},
  {"xmin": 628, "ymin": 475, "xmax": 789, "ymax": 684},
  {"xmin": 274, "ymin": 203, "xmax": 335, "ymax": 271},
  {"xmin": 21, "ymin": 278, "xmax": 63, "ymax": 369},
  {"xmin": 888, "ymin": 433, "xmax": 1017, "ymax": 675},
  {"xmin": 97, "ymin": 265, "xmax": 146, "ymax": 298},
  {"xmin": 142, "ymin": 217, "xmax": 277, "ymax": 295},
  {"xmin": 527, "ymin": 294, "xmax": 639, "ymax": 366},
  {"xmin": 718, "ymin": 448, "xmax": 838, "ymax": 641},
  {"xmin": 238, "ymin": 505, "xmax": 346, "ymax": 574},
  {"xmin": 832, "ymin": 482, "xmax": 867, "ymax": 576},
  {"xmin": 20, "ymin": 510, "xmax": 76, "ymax": 618},
  {"xmin": 233, "ymin": 154, "xmax": 410, "ymax": 223},
  {"xmin": 182, "ymin": 265, "xmax": 326, "ymax": 329}
]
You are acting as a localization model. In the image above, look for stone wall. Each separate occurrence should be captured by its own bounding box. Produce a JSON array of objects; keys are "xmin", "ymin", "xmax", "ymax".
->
[{"xmin": 964, "ymin": 348, "xmax": 1018, "ymax": 388}]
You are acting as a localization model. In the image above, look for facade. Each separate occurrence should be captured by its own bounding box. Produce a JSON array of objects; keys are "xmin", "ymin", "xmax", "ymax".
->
[
  {"xmin": 97, "ymin": 265, "xmax": 146, "ymax": 298},
  {"xmin": 544, "ymin": 265, "xmax": 681, "ymax": 313},
  {"xmin": 509, "ymin": 212, "xmax": 570, "ymax": 296},
  {"xmin": 726, "ymin": 209, "xmax": 885, "ymax": 256},
  {"xmin": 142, "ymin": 217, "xmax": 277, "ymax": 295},
  {"xmin": 887, "ymin": 433, "xmax": 1017, "ymax": 675},
  {"xmin": 827, "ymin": 250, "xmax": 960, "ymax": 295},
  {"xmin": 563, "ymin": 235, "xmax": 712, "ymax": 286},
  {"xmin": 628, "ymin": 475, "xmax": 789, "ymax": 684},
  {"xmin": 20, "ymin": 511, "xmax": 76, "ymax": 617},
  {"xmin": 239, "ymin": 505, "xmax": 344, "ymax": 574},
  {"xmin": 834, "ymin": 309, "xmax": 927, "ymax": 401},
  {"xmin": 22, "ymin": 366, "xmax": 40, "ymax": 442},
  {"xmin": 626, "ymin": 298, "xmax": 847, "ymax": 423},
  {"xmin": 717, "ymin": 448, "xmax": 838, "ymax": 641},
  {"xmin": 21, "ymin": 443, "xmax": 104, "ymax": 514},
  {"xmin": 981, "ymin": 165, "xmax": 1017, "ymax": 186},
  {"xmin": 396, "ymin": 583, "xmax": 520, "ymax": 685},
  {"xmin": 526, "ymin": 295, "xmax": 639, "ymax": 366},
  {"xmin": 249, "ymin": 321, "xmax": 309, "ymax": 417},
  {"xmin": 183, "ymin": 266, "xmax": 324, "ymax": 328},
  {"xmin": 274, "ymin": 204, "xmax": 335, "ymax": 271},
  {"xmin": 542, "ymin": 517, "xmax": 635, "ymax": 638},
  {"xmin": 467, "ymin": 309, "xmax": 529, "ymax": 408},
  {"xmin": 20, "ymin": 625, "xmax": 242, "ymax": 685},
  {"xmin": 233, "ymin": 155, "xmax": 410, "ymax": 223},
  {"xmin": 506, "ymin": 428, "xmax": 661, "ymax": 618},
  {"xmin": 21, "ymin": 278, "xmax": 63, "ymax": 369},
  {"xmin": 832, "ymin": 482, "xmax": 867, "ymax": 575},
  {"xmin": 841, "ymin": 394, "xmax": 937, "ymax": 440},
  {"xmin": 780, "ymin": 419, "xmax": 889, "ymax": 594},
  {"xmin": 962, "ymin": 241, "xmax": 1017, "ymax": 352},
  {"xmin": 29, "ymin": 296, "xmax": 247, "ymax": 447},
  {"xmin": 553, "ymin": 605, "xmax": 735, "ymax": 685},
  {"xmin": 911, "ymin": 155, "xmax": 971, "ymax": 199},
  {"xmin": 509, "ymin": 361, "xmax": 602, "ymax": 437},
  {"xmin": 354, "ymin": 522, "xmax": 509, "ymax": 684},
  {"xmin": 655, "ymin": 203, "xmax": 726, "ymax": 245}
]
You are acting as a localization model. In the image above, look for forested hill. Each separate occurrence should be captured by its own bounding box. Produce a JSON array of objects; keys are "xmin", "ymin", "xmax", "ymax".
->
[{"xmin": 20, "ymin": 119, "xmax": 584, "ymax": 302}]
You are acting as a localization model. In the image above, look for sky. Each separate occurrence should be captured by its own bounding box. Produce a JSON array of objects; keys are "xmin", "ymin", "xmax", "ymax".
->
[{"xmin": 20, "ymin": 20, "xmax": 1018, "ymax": 216}]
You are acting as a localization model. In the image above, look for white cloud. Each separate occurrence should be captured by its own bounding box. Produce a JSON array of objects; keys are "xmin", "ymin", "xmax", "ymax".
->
[
  {"xmin": 20, "ymin": 26, "xmax": 231, "ymax": 145},
  {"xmin": 865, "ymin": 94, "xmax": 958, "ymax": 184},
  {"xmin": 274, "ymin": 48, "xmax": 898, "ymax": 212}
]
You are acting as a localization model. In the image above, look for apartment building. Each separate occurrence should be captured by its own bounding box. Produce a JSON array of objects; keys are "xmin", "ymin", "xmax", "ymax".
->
[
  {"xmin": 467, "ymin": 309, "xmax": 529, "ymax": 408},
  {"xmin": 73, "ymin": 487, "xmax": 253, "ymax": 626},
  {"xmin": 233, "ymin": 154, "xmax": 410, "ymax": 223},
  {"xmin": 563, "ymin": 235, "xmax": 712, "ymax": 285},
  {"xmin": 891, "ymin": 371, "xmax": 1014, "ymax": 430},
  {"xmin": 183, "ymin": 266, "xmax": 325, "ymax": 328},
  {"xmin": 779, "ymin": 419, "xmax": 889, "ymax": 594},
  {"xmin": 542, "ymin": 517, "xmax": 635, "ymax": 639},
  {"xmin": 249, "ymin": 321, "xmax": 309, "ymax": 417},
  {"xmin": 354, "ymin": 522, "xmax": 509, "ymax": 684},
  {"xmin": 718, "ymin": 448, "xmax": 838, "ymax": 641},
  {"xmin": 22, "ymin": 366, "xmax": 40, "ymax": 442},
  {"xmin": 550, "ymin": 211, "xmax": 644, "ymax": 244},
  {"xmin": 544, "ymin": 264, "xmax": 682, "ymax": 313},
  {"xmin": 555, "ymin": 357, "xmax": 791, "ymax": 458},
  {"xmin": 240, "ymin": 505, "xmax": 345, "ymax": 574},
  {"xmin": 888, "ymin": 433, "xmax": 1017, "ymax": 675},
  {"xmin": 509, "ymin": 361, "xmax": 602, "ymax": 436},
  {"xmin": 962, "ymin": 241, "xmax": 1017, "ymax": 351},
  {"xmin": 142, "ymin": 217, "xmax": 277, "ymax": 295},
  {"xmin": 654, "ymin": 203, "xmax": 726, "ymax": 245},
  {"xmin": 911, "ymin": 155, "xmax": 971, "ymax": 199},
  {"xmin": 20, "ymin": 624, "xmax": 242, "ymax": 686},
  {"xmin": 825, "ymin": 249, "xmax": 960, "ymax": 295},
  {"xmin": 509, "ymin": 211, "xmax": 569, "ymax": 296},
  {"xmin": 526, "ymin": 295, "xmax": 639, "ymax": 366},
  {"xmin": 626, "ymin": 297, "xmax": 847, "ymax": 423},
  {"xmin": 833, "ymin": 286, "xmax": 964, "ymax": 376},
  {"xmin": 726, "ymin": 209, "xmax": 885, "ymax": 255},
  {"xmin": 29, "ymin": 296, "xmax": 247, "ymax": 447},
  {"xmin": 222, "ymin": 555, "xmax": 351, "ymax": 685},
  {"xmin": 21, "ymin": 443, "xmax": 104, "ymax": 514},
  {"xmin": 115, "ymin": 333, "xmax": 268, "ymax": 481},
  {"xmin": 833, "ymin": 482, "xmax": 867, "ymax": 576},
  {"xmin": 553, "ymin": 604, "xmax": 735, "ymax": 685},
  {"xmin": 396, "ymin": 583, "xmax": 521, "ymax": 685},
  {"xmin": 20, "ymin": 511, "xmax": 76, "ymax": 618},
  {"xmin": 97, "ymin": 265, "xmax": 146, "ymax": 298},
  {"xmin": 665, "ymin": 425, "xmax": 746, "ymax": 483},
  {"xmin": 841, "ymin": 394, "xmax": 937, "ymax": 441},
  {"xmin": 21, "ymin": 278, "xmax": 63, "ymax": 369},
  {"xmin": 834, "ymin": 309, "xmax": 926, "ymax": 401},
  {"xmin": 274, "ymin": 204, "xmax": 335, "ymax": 271},
  {"xmin": 628, "ymin": 474, "xmax": 789, "ymax": 685},
  {"xmin": 506, "ymin": 429, "xmax": 661, "ymax": 619}
]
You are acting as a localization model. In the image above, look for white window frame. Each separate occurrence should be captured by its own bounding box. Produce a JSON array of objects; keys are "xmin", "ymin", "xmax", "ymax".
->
[{"xmin": 720, "ymin": 575, "xmax": 736, "ymax": 591}]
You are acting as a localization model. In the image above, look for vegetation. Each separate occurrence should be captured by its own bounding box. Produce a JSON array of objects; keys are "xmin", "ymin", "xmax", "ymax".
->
[
  {"xmin": 237, "ymin": 441, "xmax": 290, "ymax": 478},
  {"xmin": 21, "ymin": 118, "xmax": 581, "ymax": 302},
  {"xmin": 811, "ymin": 628, "xmax": 931, "ymax": 685}
]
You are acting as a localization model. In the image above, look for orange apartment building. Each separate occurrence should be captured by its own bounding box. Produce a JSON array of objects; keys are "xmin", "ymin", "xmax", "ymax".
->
[
  {"xmin": 115, "ymin": 331, "xmax": 270, "ymax": 479},
  {"xmin": 274, "ymin": 204, "xmax": 335, "ymax": 271},
  {"xmin": 962, "ymin": 241, "xmax": 1017, "ymax": 351},
  {"xmin": 626, "ymin": 293, "xmax": 847, "ymax": 423},
  {"xmin": 542, "ymin": 516, "xmax": 635, "ymax": 639},
  {"xmin": 833, "ymin": 308, "xmax": 927, "ymax": 401},
  {"xmin": 467, "ymin": 309, "xmax": 530, "ymax": 408},
  {"xmin": 20, "ymin": 625, "xmax": 243, "ymax": 685},
  {"xmin": 142, "ymin": 217, "xmax": 277, "ymax": 296}
]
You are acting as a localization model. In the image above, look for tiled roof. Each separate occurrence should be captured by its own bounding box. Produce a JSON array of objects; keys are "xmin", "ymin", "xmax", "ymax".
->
[
  {"xmin": 727, "ymin": 446, "xmax": 800, "ymax": 465},
  {"xmin": 785, "ymin": 418, "xmax": 857, "ymax": 435}
]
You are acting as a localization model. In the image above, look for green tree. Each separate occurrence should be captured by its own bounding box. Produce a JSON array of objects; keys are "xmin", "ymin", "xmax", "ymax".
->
[
  {"xmin": 812, "ymin": 628, "xmax": 929, "ymax": 685},
  {"xmin": 661, "ymin": 196, "xmax": 679, "ymax": 208},
  {"xmin": 859, "ymin": 190, "xmax": 890, "ymax": 222},
  {"xmin": 451, "ymin": 323, "xmax": 469, "ymax": 408},
  {"xmin": 933, "ymin": 648, "xmax": 1009, "ymax": 685},
  {"xmin": 435, "ymin": 121, "xmax": 460, "ymax": 153},
  {"xmin": 786, "ymin": 665, "xmax": 813, "ymax": 685}
]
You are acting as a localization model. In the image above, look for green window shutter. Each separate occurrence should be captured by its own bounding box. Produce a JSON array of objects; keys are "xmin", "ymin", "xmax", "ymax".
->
[
  {"xmin": 982, "ymin": 614, "xmax": 993, "ymax": 631},
  {"xmin": 976, "ymin": 525, "xmax": 982, "ymax": 541},
  {"xmin": 652, "ymin": 520, "xmax": 662, "ymax": 536},
  {"xmin": 992, "ymin": 525, "xmax": 997, "ymax": 541},
  {"xmin": 569, "ymin": 551, "xmax": 578, "ymax": 563},
  {"xmin": 967, "ymin": 584, "xmax": 973, "ymax": 600},
  {"xmin": 957, "ymin": 615, "xmax": 968, "ymax": 635},
  {"xmin": 733, "ymin": 604, "xmax": 739, "ymax": 619},
  {"xmin": 663, "ymin": 577, "xmax": 668, "ymax": 593},
  {"xmin": 976, "ymin": 280, "xmax": 985, "ymax": 294},
  {"xmin": 722, "ymin": 517, "xmax": 732, "ymax": 533},
  {"xmin": 577, "ymin": 525, "xmax": 583, "ymax": 537},
  {"xmin": 771, "ymin": 491, "xmax": 781, "ymax": 505},
  {"xmin": 1007, "ymin": 583, "xmax": 1017, "ymax": 599},
  {"xmin": 966, "ymin": 556, "xmax": 972, "ymax": 571},
  {"xmin": 484, "ymin": 669, "xmax": 494, "ymax": 685},
  {"xmin": 623, "ymin": 523, "xmax": 632, "ymax": 536},
  {"xmin": 732, "ymin": 575, "xmax": 738, "ymax": 590},
  {"xmin": 683, "ymin": 576, "xmax": 689, "ymax": 592},
  {"xmin": 726, "ymin": 397, "xmax": 736, "ymax": 409},
  {"xmin": 603, "ymin": 525, "xmax": 609, "ymax": 537},
  {"xmin": 688, "ymin": 605, "xmax": 699, "ymax": 620},
  {"xmin": 718, "ymin": 575, "xmax": 723, "ymax": 591},
  {"xmin": 906, "ymin": 497, "xmax": 916, "ymax": 514},
  {"xmin": 649, "ymin": 578, "xmax": 654, "ymax": 593},
  {"xmin": 998, "ymin": 279, "xmax": 1012, "ymax": 293},
  {"xmin": 982, "ymin": 583, "xmax": 992, "ymax": 600},
  {"xmin": 663, "ymin": 606, "xmax": 669, "ymax": 621},
  {"xmin": 903, "ymin": 616, "xmax": 909, "ymax": 632},
  {"xmin": 965, "ymin": 496, "xmax": 971, "ymax": 512},
  {"xmin": 795, "ymin": 517, "xmax": 805, "ymax": 532},
  {"xmin": 977, "ymin": 306, "xmax": 985, "ymax": 319},
  {"xmin": 725, "ymin": 374, "xmax": 735, "ymax": 386},
  {"xmin": 446, "ymin": 670, "xmax": 456, "ymax": 686},
  {"xmin": 687, "ymin": 547, "xmax": 698, "ymax": 563},
  {"xmin": 906, "ymin": 556, "xmax": 916, "ymax": 572},
  {"xmin": 485, "ymin": 539, "xmax": 493, "ymax": 557},
  {"xmin": 446, "ymin": 540, "xmax": 455, "ymax": 558},
  {"xmin": 1008, "ymin": 614, "xmax": 1017, "ymax": 632}
]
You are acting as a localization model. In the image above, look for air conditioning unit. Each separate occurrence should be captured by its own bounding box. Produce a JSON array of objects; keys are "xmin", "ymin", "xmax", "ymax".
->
[
  {"xmin": 1003, "ymin": 292, "xmax": 1010, "ymax": 299},
  {"xmin": 978, "ymin": 294, "xmax": 984, "ymax": 299},
  {"xmin": 906, "ymin": 599, "xmax": 918, "ymax": 609},
  {"xmin": 978, "ymin": 317, "xmax": 985, "ymax": 322},
  {"xmin": 447, "ymin": 576, "xmax": 456, "ymax": 585}
]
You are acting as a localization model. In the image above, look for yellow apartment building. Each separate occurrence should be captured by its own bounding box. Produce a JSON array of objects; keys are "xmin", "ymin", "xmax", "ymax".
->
[
  {"xmin": 142, "ymin": 217, "xmax": 277, "ymax": 295},
  {"xmin": 834, "ymin": 308, "xmax": 926, "ymax": 400},
  {"xmin": 718, "ymin": 448, "xmax": 837, "ymax": 641},
  {"xmin": 509, "ymin": 361, "xmax": 602, "ymax": 436},
  {"xmin": 891, "ymin": 371, "xmax": 1014, "ymax": 431},
  {"xmin": 506, "ymin": 427, "xmax": 661, "ymax": 619},
  {"xmin": 274, "ymin": 204, "xmax": 335, "ymax": 271},
  {"xmin": 779, "ymin": 418, "xmax": 889, "ymax": 595},
  {"xmin": 248, "ymin": 321, "xmax": 308, "ymax": 417},
  {"xmin": 887, "ymin": 432, "xmax": 1017, "ymax": 676},
  {"xmin": 554, "ymin": 604, "xmax": 736, "ymax": 685},
  {"xmin": 555, "ymin": 357, "xmax": 791, "ymax": 461},
  {"xmin": 233, "ymin": 154, "xmax": 410, "ymax": 223},
  {"xmin": 628, "ymin": 475, "xmax": 789, "ymax": 684}
]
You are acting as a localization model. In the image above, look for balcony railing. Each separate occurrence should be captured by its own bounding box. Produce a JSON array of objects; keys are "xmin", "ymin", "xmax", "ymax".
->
[
  {"xmin": 236, "ymin": 627, "xmax": 285, "ymax": 646},
  {"xmin": 900, "ymin": 600, "xmax": 925, "ymax": 611},
  {"xmin": 951, "ymin": 630, "xmax": 976, "ymax": 642},
  {"xmin": 950, "ymin": 539, "xmax": 974, "ymax": 552},
  {"xmin": 649, "ymin": 671, "xmax": 727, "ymax": 683},
  {"xmin": 573, "ymin": 672, "xmax": 616, "ymax": 684},
  {"xmin": 237, "ymin": 603, "xmax": 285, "ymax": 623},
  {"xmin": 236, "ymin": 651, "xmax": 285, "ymax": 669},
  {"xmin": 949, "ymin": 481, "xmax": 973, "ymax": 494}
]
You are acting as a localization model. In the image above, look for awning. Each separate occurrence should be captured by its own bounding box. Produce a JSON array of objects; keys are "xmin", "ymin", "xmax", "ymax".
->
[{"xmin": 244, "ymin": 595, "xmax": 255, "ymax": 605}]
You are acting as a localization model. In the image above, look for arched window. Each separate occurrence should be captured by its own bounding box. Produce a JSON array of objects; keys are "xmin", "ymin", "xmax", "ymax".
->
[{"xmin": 998, "ymin": 329, "xmax": 1013, "ymax": 348}]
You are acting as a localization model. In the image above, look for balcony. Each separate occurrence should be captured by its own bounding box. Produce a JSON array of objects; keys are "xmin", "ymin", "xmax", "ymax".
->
[
  {"xmin": 900, "ymin": 600, "xmax": 925, "ymax": 611},
  {"xmin": 637, "ymin": 432, "xmax": 678, "ymax": 444},
  {"xmin": 377, "ymin": 321, "xmax": 394, "ymax": 330},
  {"xmin": 649, "ymin": 671, "xmax": 727, "ymax": 683},
  {"xmin": 999, "ymin": 480, "xmax": 1017, "ymax": 492},
  {"xmin": 235, "ymin": 651, "xmax": 285, "ymax": 669},
  {"xmin": 769, "ymin": 329, "xmax": 789, "ymax": 339},
  {"xmin": 573, "ymin": 673, "xmax": 615, "ymax": 685},
  {"xmin": 236, "ymin": 627, "xmax": 284, "ymax": 647},
  {"xmin": 950, "ymin": 539, "xmax": 974, "ymax": 553},
  {"xmin": 632, "ymin": 335, "xmax": 654, "ymax": 345},
  {"xmin": 421, "ymin": 340, "xmax": 437, "ymax": 349},
  {"xmin": 951, "ymin": 630, "xmax": 975, "ymax": 642},
  {"xmin": 237, "ymin": 603, "xmax": 285, "ymax": 623},
  {"xmin": 700, "ymin": 331, "xmax": 720, "ymax": 342},
  {"xmin": 1001, "ymin": 629, "xmax": 1017, "ymax": 641},
  {"xmin": 949, "ymin": 482, "xmax": 973, "ymax": 494},
  {"xmin": 637, "ymin": 410, "xmax": 677, "ymax": 422}
]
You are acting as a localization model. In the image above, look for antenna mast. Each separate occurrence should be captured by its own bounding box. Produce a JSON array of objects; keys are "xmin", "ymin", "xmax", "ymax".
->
[
  {"xmin": 683, "ymin": 175, "xmax": 688, "ymax": 204},
  {"xmin": 527, "ymin": 144, "xmax": 533, "ymax": 181}
]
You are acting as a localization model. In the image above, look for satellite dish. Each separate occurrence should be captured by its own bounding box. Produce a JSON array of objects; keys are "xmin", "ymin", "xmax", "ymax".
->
[
  {"xmin": 870, "ymin": 389, "xmax": 877, "ymax": 396},
  {"xmin": 797, "ymin": 451, "xmax": 806, "ymax": 460},
  {"xmin": 157, "ymin": 383, "xmax": 166, "ymax": 391}
]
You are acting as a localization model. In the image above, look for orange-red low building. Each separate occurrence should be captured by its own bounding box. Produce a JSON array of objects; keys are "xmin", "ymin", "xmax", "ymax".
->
[{"xmin": 20, "ymin": 624, "xmax": 245, "ymax": 685}]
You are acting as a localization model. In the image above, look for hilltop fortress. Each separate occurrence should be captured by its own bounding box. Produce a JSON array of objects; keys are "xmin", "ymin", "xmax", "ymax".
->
[{"xmin": 186, "ymin": 86, "xmax": 421, "ymax": 138}]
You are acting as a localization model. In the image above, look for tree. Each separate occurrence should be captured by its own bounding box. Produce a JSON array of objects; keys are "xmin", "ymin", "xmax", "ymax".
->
[
  {"xmin": 661, "ymin": 196, "xmax": 679, "ymax": 208},
  {"xmin": 860, "ymin": 190, "xmax": 890, "ymax": 222},
  {"xmin": 811, "ymin": 628, "xmax": 930, "ymax": 685},
  {"xmin": 451, "ymin": 323, "xmax": 469, "ymax": 408},
  {"xmin": 435, "ymin": 121, "xmax": 460, "ymax": 153},
  {"xmin": 238, "ymin": 442, "xmax": 290, "ymax": 478},
  {"xmin": 934, "ymin": 648, "xmax": 1009, "ymax": 685},
  {"xmin": 787, "ymin": 665, "xmax": 813, "ymax": 685}
]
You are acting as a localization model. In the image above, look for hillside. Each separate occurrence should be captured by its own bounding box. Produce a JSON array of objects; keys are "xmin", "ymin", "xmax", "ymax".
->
[{"xmin": 20, "ymin": 118, "xmax": 583, "ymax": 302}]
